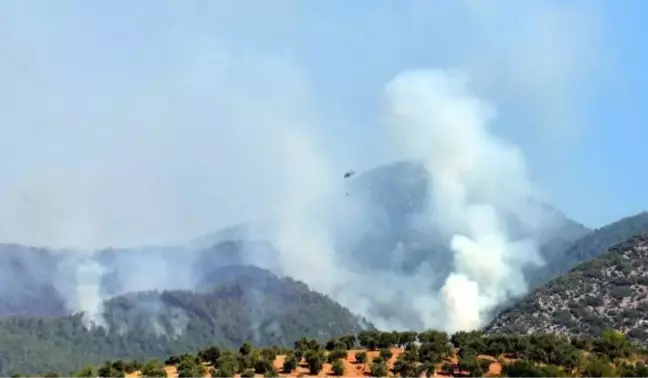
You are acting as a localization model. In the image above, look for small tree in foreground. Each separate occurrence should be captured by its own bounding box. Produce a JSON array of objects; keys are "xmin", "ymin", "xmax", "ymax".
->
[
  {"xmin": 370, "ymin": 361, "xmax": 388, "ymax": 377},
  {"xmin": 141, "ymin": 359, "xmax": 167, "ymax": 378},
  {"xmin": 283, "ymin": 353, "xmax": 298, "ymax": 373},
  {"xmin": 332, "ymin": 359, "xmax": 345, "ymax": 376},
  {"xmin": 306, "ymin": 350, "xmax": 324, "ymax": 375}
]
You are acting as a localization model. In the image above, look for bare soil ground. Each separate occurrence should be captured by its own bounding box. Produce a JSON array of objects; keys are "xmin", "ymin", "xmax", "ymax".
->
[{"xmin": 125, "ymin": 348, "xmax": 503, "ymax": 378}]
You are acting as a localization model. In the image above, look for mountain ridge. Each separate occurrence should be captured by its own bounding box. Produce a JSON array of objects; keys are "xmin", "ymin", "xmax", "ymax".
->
[
  {"xmin": 0, "ymin": 265, "xmax": 370, "ymax": 376},
  {"xmin": 0, "ymin": 160, "xmax": 593, "ymax": 334},
  {"xmin": 485, "ymin": 231, "xmax": 648, "ymax": 346}
]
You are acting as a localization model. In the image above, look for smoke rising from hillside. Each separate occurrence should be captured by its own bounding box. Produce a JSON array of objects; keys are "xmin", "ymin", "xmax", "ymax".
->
[
  {"xmin": 385, "ymin": 69, "xmax": 544, "ymax": 331},
  {"xmin": 0, "ymin": 1, "xmax": 603, "ymax": 332}
]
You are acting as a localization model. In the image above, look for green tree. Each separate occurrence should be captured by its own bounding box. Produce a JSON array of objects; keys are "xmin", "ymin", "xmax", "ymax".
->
[
  {"xmin": 420, "ymin": 361, "xmax": 436, "ymax": 377},
  {"xmin": 306, "ymin": 350, "xmax": 324, "ymax": 375},
  {"xmin": 340, "ymin": 334, "xmax": 357, "ymax": 350},
  {"xmin": 75, "ymin": 366, "xmax": 97, "ymax": 378},
  {"xmin": 177, "ymin": 355, "xmax": 206, "ymax": 378},
  {"xmin": 98, "ymin": 360, "xmax": 125, "ymax": 378},
  {"xmin": 392, "ymin": 356, "xmax": 419, "ymax": 377},
  {"xmin": 261, "ymin": 347, "xmax": 278, "ymax": 362},
  {"xmin": 325, "ymin": 338, "xmax": 346, "ymax": 351},
  {"xmin": 501, "ymin": 360, "xmax": 544, "ymax": 377},
  {"xmin": 112, "ymin": 360, "xmax": 126, "ymax": 373},
  {"xmin": 582, "ymin": 356, "xmax": 614, "ymax": 377},
  {"xmin": 396, "ymin": 331, "xmax": 418, "ymax": 347},
  {"xmin": 141, "ymin": 359, "xmax": 167, "ymax": 378},
  {"xmin": 379, "ymin": 348, "xmax": 393, "ymax": 361},
  {"xmin": 240, "ymin": 341, "xmax": 253, "ymax": 356},
  {"xmin": 254, "ymin": 358, "xmax": 274, "ymax": 375},
  {"xmin": 212, "ymin": 367, "xmax": 232, "ymax": 378},
  {"xmin": 124, "ymin": 360, "xmax": 142, "ymax": 373},
  {"xmin": 241, "ymin": 369, "xmax": 255, "ymax": 377},
  {"xmin": 458, "ymin": 355, "xmax": 484, "ymax": 377},
  {"xmin": 594, "ymin": 329, "xmax": 632, "ymax": 359},
  {"xmin": 355, "ymin": 351, "xmax": 368, "ymax": 364},
  {"xmin": 219, "ymin": 355, "xmax": 239, "ymax": 376},
  {"xmin": 263, "ymin": 366, "xmax": 278, "ymax": 377},
  {"xmin": 283, "ymin": 353, "xmax": 298, "ymax": 373},
  {"xmin": 370, "ymin": 361, "xmax": 388, "ymax": 377},
  {"xmin": 198, "ymin": 346, "xmax": 221, "ymax": 365},
  {"xmin": 327, "ymin": 348, "xmax": 348, "ymax": 363},
  {"xmin": 358, "ymin": 330, "xmax": 379, "ymax": 350},
  {"xmin": 332, "ymin": 359, "xmax": 345, "ymax": 376}
]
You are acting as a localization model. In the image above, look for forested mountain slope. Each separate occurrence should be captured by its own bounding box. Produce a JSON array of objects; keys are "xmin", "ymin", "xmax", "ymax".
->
[
  {"xmin": 486, "ymin": 232, "xmax": 648, "ymax": 346},
  {"xmin": 0, "ymin": 266, "xmax": 369, "ymax": 376}
]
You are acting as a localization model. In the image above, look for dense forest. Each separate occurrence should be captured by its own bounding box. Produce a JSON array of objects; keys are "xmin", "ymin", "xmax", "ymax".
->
[
  {"xmin": 0, "ymin": 266, "xmax": 368, "ymax": 376},
  {"xmin": 24, "ymin": 328, "xmax": 648, "ymax": 377}
]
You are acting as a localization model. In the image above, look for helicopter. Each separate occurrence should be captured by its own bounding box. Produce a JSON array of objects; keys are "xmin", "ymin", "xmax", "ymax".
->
[{"xmin": 343, "ymin": 170, "xmax": 356, "ymax": 195}]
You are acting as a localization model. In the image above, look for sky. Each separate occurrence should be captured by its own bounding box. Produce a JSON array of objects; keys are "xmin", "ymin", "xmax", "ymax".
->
[{"xmin": 0, "ymin": 0, "xmax": 647, "ymax": 248}]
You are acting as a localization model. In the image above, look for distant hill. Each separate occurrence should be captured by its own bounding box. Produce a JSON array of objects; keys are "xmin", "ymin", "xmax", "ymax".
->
[
  {"xmin": 0, "ymin": 240, "xmax": 281, "ymax": 318},
  {"xmin": 528, "ymin": 211, "xmax": 648, "ymax": 289},
  {"xmin": 197, "ymin": 162, "xmax": 592, "ymax": 315},
  {"xmin": 485, "ymin": 232, "xmax": 648, "ymax": 346},
  {"xmin": 0, "ymin": 265, "xmax": 369, "ymax": 376},
  {"xmin": 0, "ymin": 161, "xmax": 591, "ymax": 329}
]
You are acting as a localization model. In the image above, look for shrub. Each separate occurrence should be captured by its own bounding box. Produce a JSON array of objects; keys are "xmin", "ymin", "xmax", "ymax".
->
[
  {"xmin": 331, "ymin": 359, "xmax": 345, "ymax": 376},
  {"xmin": 283, "ymin": 353, "xmax": 298, "ymax": 373},
  {"xmin": 241, "ymin": 369, "xmax": 255, "ymax": 377},
  {"xmin": 370, "ymin": 361, "xmax": 388, "ymax": 377}
]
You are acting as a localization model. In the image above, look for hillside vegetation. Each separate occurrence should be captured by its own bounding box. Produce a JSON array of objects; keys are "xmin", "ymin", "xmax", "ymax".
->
[
  {"xmin": 0, "ymin": 266, "xmax": 368, "ymax": 376},
  {"xmin": 29, "ymin": 329, "xmax": 648, "ymax": 377},
  {"xmin": 486, "ymin": 232, "xmax": 648, "ymax": 346},
  {"xmin": 529, "ymin": 211, "xmax": 648, "ymax": 288}
]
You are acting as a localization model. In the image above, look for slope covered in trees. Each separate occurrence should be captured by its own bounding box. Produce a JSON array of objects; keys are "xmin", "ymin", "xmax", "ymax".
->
[
  {"xmin": 528, "ymin": 211, "xmax": 648, "ymax": 288},
  {"xmin": 486, "ymin": 232, "xmax": 648, "ymax": 346},
  {"xmin": 32, "ymin": 328, "xmax": 648, "ymax": 377},
  {"xmin": 0, "ymin": 266, "xmax": 369, "ymax": 376}
]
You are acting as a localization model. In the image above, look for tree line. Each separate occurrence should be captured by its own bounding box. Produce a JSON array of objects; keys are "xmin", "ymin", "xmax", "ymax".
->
[{"xmin": 27, "ymin": 328, "xmax": 648, "ymax": 377}]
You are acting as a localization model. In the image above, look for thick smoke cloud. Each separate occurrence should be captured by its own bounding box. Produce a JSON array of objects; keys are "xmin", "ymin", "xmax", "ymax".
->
[
  {"xmin": 0, "ymin": 1, "xmax": 603, "ymax": 332},
  {"xmin": 254, "ymin": 69, "xmax": 548, "ymax": 333},
  {"xmin": 385, "ymin": 69, "xmax": 543, "ymax": 332}
]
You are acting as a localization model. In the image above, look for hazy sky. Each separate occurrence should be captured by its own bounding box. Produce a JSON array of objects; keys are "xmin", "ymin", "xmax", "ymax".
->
[{"xmin": 0, "ymin": 0, "xmax": 646, "ymax": 248}]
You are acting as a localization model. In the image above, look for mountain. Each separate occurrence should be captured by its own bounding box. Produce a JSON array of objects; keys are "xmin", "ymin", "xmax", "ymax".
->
[
  {"xmin": 0, "ymin": 161, "xmax": 591, "ymax": 329},
  {"xmin": 484, "ymin": 232, "xmax": 648, "ymax": 346},
  {"xmin": 0, "ymin": 265, "xmax": 369, "ymax": 376},
  {"xmin": 528, "ymin": 211, "xmax": 648, "ymax": 288}
]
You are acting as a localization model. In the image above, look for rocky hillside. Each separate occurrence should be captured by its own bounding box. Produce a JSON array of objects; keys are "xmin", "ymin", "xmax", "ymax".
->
[
  {"xmin": 0, "ymin": 266, "xmax": 369, "ymax": 376},
  {"xmin": 485, "ymin": 232, "xmax": 648, "ymax": 345},
  {"xmin": 528, "ymin": 211, "xmax": 648, "ymax": 288}
]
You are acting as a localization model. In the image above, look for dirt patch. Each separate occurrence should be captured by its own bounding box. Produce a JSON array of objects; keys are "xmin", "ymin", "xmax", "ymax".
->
[{"xmin": 128, "ymin": 348, "xmax": 503, "ymax": 378}]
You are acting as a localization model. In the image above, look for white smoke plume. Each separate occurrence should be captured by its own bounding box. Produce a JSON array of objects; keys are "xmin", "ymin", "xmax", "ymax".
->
[
  {"xmin": 0, "ymin": 1, "xmax": 604, "ymax": 334},
  {"xmin": 384, "ymin": 69, "xmax": 543, "ymax": 332}
]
